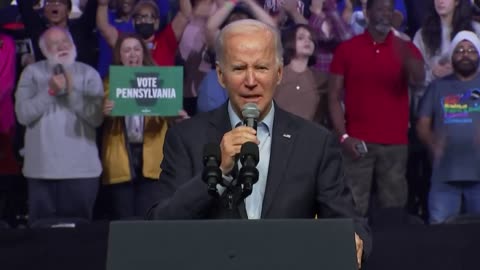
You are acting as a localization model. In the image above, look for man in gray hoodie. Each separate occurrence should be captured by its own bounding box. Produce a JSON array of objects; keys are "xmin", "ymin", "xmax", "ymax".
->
[{"xmin": 15, "ymin": 27, "xmax": 103, "ymax": 225}]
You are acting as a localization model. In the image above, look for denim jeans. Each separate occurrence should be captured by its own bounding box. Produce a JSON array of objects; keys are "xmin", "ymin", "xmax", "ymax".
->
[{"xmin": 428, "ymin": 181, "xmax": 480, "ymax": 224}]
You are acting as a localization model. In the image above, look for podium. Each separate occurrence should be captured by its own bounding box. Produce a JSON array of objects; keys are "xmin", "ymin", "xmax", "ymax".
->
[{"xmin": 106, "ymin": 219, "xmax": 357, "ymax": 270}]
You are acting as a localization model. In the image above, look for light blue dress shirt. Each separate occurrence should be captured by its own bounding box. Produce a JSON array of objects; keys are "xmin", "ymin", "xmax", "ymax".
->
[{"xmin": 228, "ymin": 101, "xmax": 274, "ymax": 219}]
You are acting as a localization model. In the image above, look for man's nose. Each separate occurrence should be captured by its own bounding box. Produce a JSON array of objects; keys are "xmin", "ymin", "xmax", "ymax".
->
[
  {"xmin": 244, "ymin": 69, "xmax": 257, "ymax": 89},
  {"xmin": 58, "ymin": 42, "xmax": 68, "ymax": 51}
]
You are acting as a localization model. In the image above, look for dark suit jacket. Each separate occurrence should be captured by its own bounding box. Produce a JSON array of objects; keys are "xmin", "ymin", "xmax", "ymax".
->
[{"xmin": 148, "ymin": 102, "xmax": 371, "ymax": 256}]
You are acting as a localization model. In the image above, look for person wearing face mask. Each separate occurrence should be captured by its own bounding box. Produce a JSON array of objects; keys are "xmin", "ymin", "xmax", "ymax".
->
[
  {"xmin": 328, "ymin": 0, "xmax": 425, "ymax": 217},
  {"xmin": 101, "ymin": 33, "xmax": 171, "ymax": 220},
  {"xmin": 18, "ymin": 0, "xmax": 99, "ymax": 67},
  {"xmin": 417, "ymin": 31, "xmax": 480, "ymax": 224},
  {"xmin": 97, "ymin": 0, "xmax": 192, "ymax": 66}
]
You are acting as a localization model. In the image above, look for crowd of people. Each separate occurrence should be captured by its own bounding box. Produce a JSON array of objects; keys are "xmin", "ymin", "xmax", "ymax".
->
[{"xmin": 0, "ymin": 0, "xmax": 480, "ymax": 232}]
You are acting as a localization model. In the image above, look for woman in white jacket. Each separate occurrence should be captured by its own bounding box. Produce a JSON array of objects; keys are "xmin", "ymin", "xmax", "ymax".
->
[{"xmin": 413, "ymin": 0, "xmax": 480, "ymax": 86}]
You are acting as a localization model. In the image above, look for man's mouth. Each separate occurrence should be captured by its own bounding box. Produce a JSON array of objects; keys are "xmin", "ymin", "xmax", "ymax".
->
[
  {"xmin": 57, "ymin": 51, "xmax": 69, "ymax": 58},
  {"xmin": 241, "ymin": 95, "xmax": 262, "ymax": 102}
]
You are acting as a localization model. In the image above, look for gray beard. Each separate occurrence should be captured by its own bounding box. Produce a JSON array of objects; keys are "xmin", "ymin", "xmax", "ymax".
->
[
  {"xmin": 374, "ymin": 23, "xmax": 391, "ymax": 34},
  {"xmin": 47, "ymin": 50, "xmax": 77, "ymax": 68}
]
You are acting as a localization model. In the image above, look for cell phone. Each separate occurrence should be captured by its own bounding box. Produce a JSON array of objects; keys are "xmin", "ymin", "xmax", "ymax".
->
[{"xmin": 355, "ymin": 141, "xmax": 368, "ymax": 156}]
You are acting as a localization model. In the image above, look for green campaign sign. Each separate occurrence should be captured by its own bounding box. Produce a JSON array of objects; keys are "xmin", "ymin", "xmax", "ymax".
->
[{"xmin": 109, "ymin": 66, "xmax": 183, "ymax": 116}]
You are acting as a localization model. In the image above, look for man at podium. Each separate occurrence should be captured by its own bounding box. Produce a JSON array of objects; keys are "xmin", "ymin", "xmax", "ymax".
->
[{"xmin": 147, "ymin": 18, "xmax": 371, "ymax": 267}]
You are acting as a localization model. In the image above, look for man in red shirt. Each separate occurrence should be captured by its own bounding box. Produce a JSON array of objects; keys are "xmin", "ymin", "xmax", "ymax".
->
[{"xmin": 328, "ymin": 0, "xmax": 425, "ymax": 216}]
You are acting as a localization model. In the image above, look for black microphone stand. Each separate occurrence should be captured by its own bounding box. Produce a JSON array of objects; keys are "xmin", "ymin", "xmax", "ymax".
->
[
  {"xmin": 220, "ymin": 166, "xmax": 242, "ymax": 219},
  {"xmin": 238, "ymin": 142, "xmax": 260, "ymax": 201}
]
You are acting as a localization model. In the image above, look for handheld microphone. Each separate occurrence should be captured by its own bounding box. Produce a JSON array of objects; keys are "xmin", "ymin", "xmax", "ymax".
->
[
  {"xmin": 242, "ymin": 103, "xmax": 260, "ymax": 131},
  {"xmin": 472, "ymin": 89, "xmax": 480, "ymax": 100},
  {"xmin": 52, "ymin": 64, "xmax": 67, "ymax": 96},
  {"xmin": 53, "ymin": 64, "xmax": 65, "ymax": 75},
  {"xmin": 202, "ymin": 143, "xmax": 222, "ymax": 197},
  {"xmin": 239, "ymin": 141, "xmax": 259, "ymax": 199}
]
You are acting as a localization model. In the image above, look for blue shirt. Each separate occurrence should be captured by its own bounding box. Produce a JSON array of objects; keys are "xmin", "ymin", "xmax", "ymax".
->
[
  {"xmin": 97, "ymin": 10, "xmax": 134, "ymax": 78},
  {"xmin": 228, "ymin": 101, "xmax": 274, "ymax": 219},
  {"xmin": 197, "ymin": 70, "xmax": 228, "ymax": 113},
  {"xmin": 418, "ymin": 74, "xmax": 480, "ymax": 182}
]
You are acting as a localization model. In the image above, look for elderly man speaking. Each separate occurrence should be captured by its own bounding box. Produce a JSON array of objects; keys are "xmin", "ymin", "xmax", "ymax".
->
[{"xmin": 15, "ymin": 27, "xmax": 104, "ymax": 226}]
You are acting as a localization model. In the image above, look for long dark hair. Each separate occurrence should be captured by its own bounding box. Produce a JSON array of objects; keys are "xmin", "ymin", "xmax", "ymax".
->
[
  {"xmin": 282, "ymin": 24, "xmax": 317, "ymax": 66},
  {"xmin": 113, "ymin": 33, "xmax": 155, "ymax": 66},
  {"xmin": 421, "ymin": 0, "xmax": 474, "ymax": 57}
]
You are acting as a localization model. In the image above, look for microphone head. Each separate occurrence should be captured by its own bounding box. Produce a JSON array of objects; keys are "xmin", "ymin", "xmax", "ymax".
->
[
  {"xmin": 53, "ymin": 64, "xmax": 65, "ymax": 75},
  {"xmin": 240, "ymin": 142, "xmax": 259, "ymax": 165},
  {"xmin": 241, "ymin": 103, "xmax": 260, "ymax": 120},
  {"xmin": 203, "ymin": 143, "xmax": 221, "ymax": 165},
  {"xmin": 472, "ymin": 89, "xmax": 480, "ymax": 100}
]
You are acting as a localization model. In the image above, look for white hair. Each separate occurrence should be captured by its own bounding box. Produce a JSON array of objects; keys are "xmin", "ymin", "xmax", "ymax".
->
[
  {"xmin": 449, "ymin": 30, "xmax": 480, "ymax": 60},
  {"xmin": 38, "ymin": 27, "xmax": 76, "ymax": 60},
  {"xmin": 215, "ymin": 19, "xmax": 283, "ymax": 67}
]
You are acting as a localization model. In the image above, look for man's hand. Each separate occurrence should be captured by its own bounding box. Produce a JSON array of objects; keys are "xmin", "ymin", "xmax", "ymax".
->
[
  {"xmin": 98, "ymin": 0, "xmax": 110, "ymax": 6},
  {"xmin": 432, "ymin": 63, "xmax": 453, "ymax": 79},
  {"xmin": 48, "ymin": 74, "xmax": 67, "ymax": 95},
  {"xmin": 219, "ymin": 126, "xmax": 259, "ymax": 174},
  {"xmin": 281, "ymin": 0, "xmax": 299, "ymax": 14},
  {"xmin": 428, "ymin": 135, "xmax": 446, "ymax": 161},
  {"xmin": 193, "ymin": 0, "xmax": 213, "ymax": 18},
  {"xmin": 310, "ymin": 0, "xmax": 325, "ymax": 15},
  {"xmin": 341, "ymin": 136, "xmax": 363, "ymax": 159},
  {"xmin": 355, "ymin": 233, "xmax": 364, "ymax": 269},
  {"xmin": 166, "ymin": 110, "xmax": 191, "ymax": 125}
]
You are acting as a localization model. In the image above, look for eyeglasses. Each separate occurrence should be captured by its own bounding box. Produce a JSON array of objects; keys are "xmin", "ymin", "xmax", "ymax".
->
[
  {"xmin": 453, "ymin": 47, "xmax": 478, "ymax": 56},
  {"xmin": 133, "ymin": 14, "xmax": 157, "ymax": 23}
]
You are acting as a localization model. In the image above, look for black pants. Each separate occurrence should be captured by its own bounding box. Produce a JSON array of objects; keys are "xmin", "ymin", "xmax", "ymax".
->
[
  {"xmin": 27, "ymin": 177, "xmax": 99, "ymax": 224},
  {"xmin": 105, "ymin": 143, "xmax": 162, "ymax": 220}
]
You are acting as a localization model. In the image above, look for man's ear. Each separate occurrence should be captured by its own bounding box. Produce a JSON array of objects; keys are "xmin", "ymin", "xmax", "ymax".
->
[
  {"xmin": 216, "ymin": 62, "xmax": 227, "ymax": 89},
  {"xmin": 276, "ymin": 64, "xmax": 283, "ymax": 85}
]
